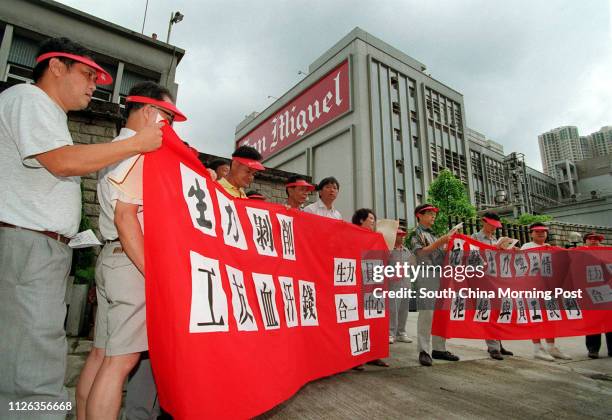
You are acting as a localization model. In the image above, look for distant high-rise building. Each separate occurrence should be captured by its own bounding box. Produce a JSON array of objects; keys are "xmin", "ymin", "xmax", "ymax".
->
[{"xmin": 538, "ymin": 125, "xmax": 611, "ymax": 178}]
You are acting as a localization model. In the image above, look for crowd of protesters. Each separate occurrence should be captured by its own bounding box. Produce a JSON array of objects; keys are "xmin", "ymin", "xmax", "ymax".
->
[{"xmin": 0, "ymin": 36, "xmax": 610, "ymax": 420}]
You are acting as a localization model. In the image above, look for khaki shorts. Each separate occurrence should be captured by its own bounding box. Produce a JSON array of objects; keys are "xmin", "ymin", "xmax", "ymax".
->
[{"xmin": 94, "ymin": 242, "xmax": 148, "ymax": 355}]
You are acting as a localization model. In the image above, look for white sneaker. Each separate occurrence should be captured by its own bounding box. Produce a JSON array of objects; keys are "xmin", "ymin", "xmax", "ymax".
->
[
  {"xmin": 548, "ymin": 346, "xmax": 572, "ymax": 360},
  {"xmin": 389, "ymin": 336, "xmax": 395, "ymax": 344},
  {"xmin": 396, "ymin": 334, "xmax": 413, "ymax": 343},
  {"xmin": 534, "ymin": 347, "xmax": 555, "ymax": 361}
]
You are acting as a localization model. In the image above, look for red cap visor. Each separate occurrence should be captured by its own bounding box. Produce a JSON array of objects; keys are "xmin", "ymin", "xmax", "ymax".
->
[
  {"xmin": 482, "ymin": 217, "xmax": 502, "ymax": 228},
  {"xmin": 530, "ymin": 226, "xmax": 549, "ymax": 232},
  {"xmin": 233, "ymin": 157, "xmax": 265, "ymax": 171},
  {"xmin": 396, "ymin": 229, "xmax": 407, "ymax": 237},
  {"xmin": 36, "ymin": 52, "xmax": 113, "ymax": 85},
  {"xmin": 285, "ymin": 180, "xmax": 315, "ymax": 191},
  {"xmin": 417, "ymin": 206, "xmax": 439, "ymax": 214},
  {"xmin": 248, "ymin": 194, "xmax": 266, "ymax": 200},
  {"xmin": 126, "ymin": 96, "xmax": 187, "ymax": 122},
  {"xmin": 584, "ymin": 234, "xmax": 604, "ymax": 241}
]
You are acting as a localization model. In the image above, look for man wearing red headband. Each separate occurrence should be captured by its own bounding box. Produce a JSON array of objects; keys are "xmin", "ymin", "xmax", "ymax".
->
[
  {"xmin": 388, "ymin": 228, "xmax": 414, "ymax": 345},
  {"xmin": 285, "ymin": 175, "xmax": 315, "ymax": 209},
  {"xmin": 0, "ymin": 37, "xmax": 162, "ymax": 412},
  {"xmin": 219, "ymin": 146, "xmax": 264, "ymax": 198},
  {"xmin": 521, "ymin": 222, "xmax": 571, "ymax": 361},
  {"xmin": 471, "ymin": 212, "xmax": 514, "ymax": 360},
  {"xmin": 410, "ymin": 203, "xmax": 461, "ymax": 366},
  {"xmin": 76, "ymin": 81, "xmax": 185, "ymax": 419},
  {"xmin": 583, "ymin": 232, "xmax": 611, "ymax": 359}
]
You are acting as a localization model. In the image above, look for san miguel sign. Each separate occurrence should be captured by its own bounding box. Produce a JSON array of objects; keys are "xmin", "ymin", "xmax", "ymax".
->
[{"xmin": 236, "ymin": 59, "xmax": 350, "ymax": 160}]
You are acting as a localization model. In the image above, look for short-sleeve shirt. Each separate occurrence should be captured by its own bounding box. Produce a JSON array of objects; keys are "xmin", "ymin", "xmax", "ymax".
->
[
  {"xmin": 98, "ymin": 128, "xmax": 143, "ymax": 240},
  {"xmin": 409, "ymin": 224, "xmax": 445, "ymax": 267},
  {"xmin": 520, "ymin": 242, "xmax": 549, "ymax": 250},
  {"xmin": 471, "ymin": 230, "xmax": 496, "ymax": 246},
  {"xmin": 303, "ymin": 199, "xmax": 343, "ymax": 220},
  {"xmin": 0, "ymin": 84, "xmax": 80, "ymax": 236},
  {"xmin": 218, "ymin": 177, "xmax": 247, "ymax": 198}
]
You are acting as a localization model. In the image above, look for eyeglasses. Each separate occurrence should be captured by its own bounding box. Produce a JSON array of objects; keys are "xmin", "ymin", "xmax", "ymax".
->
[{"xmin": 149, "ymin": 105, "xmax": 175, "ymax": 125}]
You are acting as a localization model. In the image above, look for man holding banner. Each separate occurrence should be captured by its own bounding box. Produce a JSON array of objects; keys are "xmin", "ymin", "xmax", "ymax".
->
[
  {"xmin": 76, "ymin": 82, "xmax": 187, "ymax": 419},
  {"xmin": 218, "ymin": 146, "xmax": 264, "ymax": 198},
  {"xmin": 410, "ymin": 204, "xmax": 460, "ymax": 366}
]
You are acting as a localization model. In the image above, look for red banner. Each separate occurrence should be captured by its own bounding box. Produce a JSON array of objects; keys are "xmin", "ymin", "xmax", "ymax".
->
[
  {"xmin": 144, "ymin": 126, "xmax": 388, "ymax": 419},
  {"xmin": 235, "ymin": 59, "xmax": 350, "ymax": 160},
  {"xmin": 432, "ymin": 234, "xmax": 612, "ymax": 340}
]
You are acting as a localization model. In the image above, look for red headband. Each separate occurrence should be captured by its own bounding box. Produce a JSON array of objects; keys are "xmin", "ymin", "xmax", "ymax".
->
[
  {"xmin": 396, "ymin": 229, "xmax": 407, "ymax": 237},
  {"xmin": 286, "ymin": 180, "xmax": 315, "ymax": 191},
  {"xmin": 126, "ymin": 96, "xmax": 187, "ymax": 122},
  {"xmin": 530, "ymin": 226, "xmax": 549, "ymax": 232},
  {"xmin": 36, "ymin": 52, "xmax": 112, "ymax": 85},
  {"xmin": 417, "ymin": 205, "xmax": 439, "ymax": 215},
  {"xmin": 233, "ymin": 157, "xmax": 265, "ymax": 171},
  {"xmin": 247, "ymin": 193, "xmax": 266, "ymax": 200},
  {"xmin": 482, "ymin": 216, "xmax": 502, "ymax": 228},
  {"xmin": 584, "ymin": 233, "xmax": 604, "ymax": 241}
]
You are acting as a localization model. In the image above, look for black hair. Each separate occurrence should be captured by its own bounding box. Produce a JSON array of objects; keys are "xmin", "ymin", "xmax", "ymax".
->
[
  {"xmin": 209, "ymin": 159, "xmax": 230, "ymax": 171},
  {"xmin": 33, "ymin": 37, "xmax": 93, "ymax": 83},
  {"xmin": 285, "ymin": 174, "xmax": 309, "ymax": 196},
  {"xmin": 232, "ymin": 145, "xmax": 262, "ymax": 161},
  {"xmin": 125, "ymin": 81, "xmax": 174, "ymax": 116},
  {"xmin": 583, "ymin": 232, "xmax": 602, "ymax": 242},
  {"xmin": 529, "ymin": 222, "xmax": 547, "ymax": 231},
  {"xmin": 317, "ymin": 176, "xmax": 340, "ymax": 191},
  {"xmin": 482, "ymin": 211, "xmax": 501, "ymax": 222},
  {"xmin": 246, "ymin": 190, "xmax": 265, "ymax": 200},
  {"xmin": 352, "ymin": 208, "xmax": 376, "ymax": 226}
]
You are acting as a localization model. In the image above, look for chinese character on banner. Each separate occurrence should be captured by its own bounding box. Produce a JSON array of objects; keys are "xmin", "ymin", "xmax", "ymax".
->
[
  {"xmin": 540, "ymin": 253, "xmax": 553, "ymax": 277},
  {"xmin": 226, "ymin": 265, "xmax": 257, "ymax": 331},
  {"xmin": 513, "ymin": 254, "xmax": 529, "ymax": 277},
  {"xmin": 450, "ymin": 296, "xmax": 465, "ymax": 320},
  {"xmin": 334, "ymin": 294, "xmax": 359, "ymax": 323},
  {"xmin": 586, "ymin": 285, "xmax": 612, "ymax": 304},
  {"xmin": 485, "ymin": 250, "xmax": 497, "ymax": 277},
  {"xmin": 276, "ymin": 214, "xmax": 296, "ymax": 260},
  {"xmin": 216, "ymin": 191, "xmax": 247, "ymax": 250},
  {"xmin": 449, "ymin": 239, "xmax": 464, "ymax": 266},
  {"xmin": 467, "ymin": 245, "xmax": 484, "ymax": 267},
  {"xmin": 189, "ymin": 251, "xmax": 228, "ymax": 333},
  {"xmin": 299, "ymin": 280, "xmax": 319, "ymax": 326},
  {"xmin": 497, "ymin": 298, "xmax": 513, "ymax": 323},
  {"xmin": 361, "ymin": 259, "xmax": 383, "ymax": 285},
  {"xmin": 278, "ymin": 276, "xmax": 299, "ymax": 328},
  {"xmin": 545, "ymin": 298, "xmax": 562, "ymax": 321},
  {"xmin": 246, "ymin": 208, "xmax": 277, "ymax": 257},
  {"xmin": 334, "ymin": 258, "xmax": 357, "ymax": 286},
  {"xmin": 364, "ymin": 292, "xmax": 385, "ymax": 319},
  {"xmin": 564, "ymin": 297, "xmax": 582, "ymax": 320},
  {"xmin": 473, "ymin": 298, "xmax": 491, "ymax": 322},
  {"xmin": 500, "ymin": 253, "xmax": 513, "ymax": 278},
  {"xmin": 586, "ymin": 265, "xmax": 604, "ymax": 283},
  {"xmin": 527, "ymin": 298, "xmax": 543, "ymax": 322},
  {"xmin": 516, "ymin": 298, "xmax": 529, "ymax": 324},
  {"xmin": 528, "ymin": 253, "xmax": 541, "ymax": 276},
  {"xmin": 252, "ymin": 273, "xmax": 281, "ymax": 330},
  {"xmin": 349, "ymin": 325, "xmax": 370, "ymax": 356},
  {"xmin": 180, "ymin": 163, "xmax": 216, "ymax": 237}
]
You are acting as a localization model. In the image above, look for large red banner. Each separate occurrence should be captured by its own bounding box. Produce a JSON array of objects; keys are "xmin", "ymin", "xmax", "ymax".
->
[
  {"xmin": 235, "ymin": 59, "xmax": 350, "ymax": 160},
  {"xmin": 432, "ymin": 234, "xmax": 612, "ymax": 339},
  {"xmin": 144, "ymin": 126, "xmax": 388, "ymax": 419}
]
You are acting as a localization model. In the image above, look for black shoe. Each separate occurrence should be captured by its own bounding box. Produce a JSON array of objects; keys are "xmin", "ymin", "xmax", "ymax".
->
[
  {"xmin": 489, "ymin": 350, "xmax": 503, "ymax": 360},
  {"xmin": 419, "ymin": 351, "xmax": 432, "ymax": 366},
  {"xmin": 500, "ymin": 347, "xmax": 513, "ymax": 356},
  {"xmin": 432, "ymin": 350, "xmax": 460, "ymax": 361},
  {"xmin": 588, "ymin": 351, "xmax": 599, "ymax": 359}
]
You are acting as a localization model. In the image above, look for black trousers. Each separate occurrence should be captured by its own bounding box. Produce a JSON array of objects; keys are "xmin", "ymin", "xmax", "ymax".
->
[{"xmin": 586, "ymin": 332, "xmax": 612, "ymax": 354}]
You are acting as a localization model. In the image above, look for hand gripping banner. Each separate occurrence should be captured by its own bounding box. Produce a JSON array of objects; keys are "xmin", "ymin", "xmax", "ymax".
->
[
  {"xmin": 143, "ymin": 126, "xmax": 389, "ymax": 419},
  {"xmin": 432, "ymin": 233, "xmax": 612, "ymax": 340}
]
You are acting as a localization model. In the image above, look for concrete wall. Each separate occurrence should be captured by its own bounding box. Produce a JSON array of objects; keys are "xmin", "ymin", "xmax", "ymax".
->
[
  {"xmin": 543, "ymin": 197, "xmax": 612, "ymax": 228},
  {"xmin": 547, "ymin": 221, "xmax": 612, "ymax": 247}
]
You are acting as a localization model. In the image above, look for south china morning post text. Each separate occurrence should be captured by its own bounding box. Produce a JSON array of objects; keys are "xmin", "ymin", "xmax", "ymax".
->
[{"xmin": 370, "ymin": 261, "xmax": 583, "ymax": 301}]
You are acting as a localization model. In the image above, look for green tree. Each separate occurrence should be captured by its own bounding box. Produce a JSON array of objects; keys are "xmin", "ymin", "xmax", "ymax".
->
[
  {"xmin": 426, "ymin": 169, "xmax": 476, "ymax": 235},
  {"xmin": 508, "ymin": 213, "xmax": 553, "ymax": 226}
]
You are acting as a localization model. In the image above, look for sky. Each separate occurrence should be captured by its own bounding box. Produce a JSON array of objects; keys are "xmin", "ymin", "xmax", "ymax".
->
[{"xmin": 58, "ymin": 0, "xmax": 612, "ymax": 171}]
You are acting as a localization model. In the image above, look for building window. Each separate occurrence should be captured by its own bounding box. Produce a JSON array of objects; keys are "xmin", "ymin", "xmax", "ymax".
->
[
  {"xmin": 5, "ymin": 63, "xmax": 34, "ymax": 84},
  {"xmin": 394, "ymin": 128, "xmax": 402, "ymax": 141}
]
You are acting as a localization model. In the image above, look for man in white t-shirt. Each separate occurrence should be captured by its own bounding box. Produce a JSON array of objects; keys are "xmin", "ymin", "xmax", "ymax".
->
[
  {"xmin": 75, "ymin": 82, "xmax": 187, "ymax": 419},
  {"xmin": 520, "ymin": 222, "xmax": 571, "ymax": 361},
  {"xmin": 303, "ymin": 176, "xmax": 343, "ymax": 220},
  {"xmin": 0, "ymin": 37, "xmax": 162, "ymax": 415}
]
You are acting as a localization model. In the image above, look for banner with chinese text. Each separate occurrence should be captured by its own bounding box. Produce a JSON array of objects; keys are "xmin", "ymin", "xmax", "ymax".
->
[
  {"xmin": 144, "ymin": 126, "xmax": 388, "ymax": 419},
  {"xmin": 432, "ymin": 234, "xmax": 612, "ymax": 340}
]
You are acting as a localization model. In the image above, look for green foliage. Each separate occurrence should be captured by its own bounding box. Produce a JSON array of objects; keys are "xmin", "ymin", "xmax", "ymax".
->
[
  {"xmin": 505, "ymin": 213, "xmax": 553, "ymax": 226},
  {"xmin": 73, "ymin": 183, "xmax": 97, "ymax": 285},
  {"xmin": 426, "ymin": 169, "xmax": 476, "ymax": 235}
]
